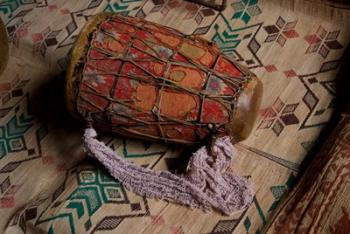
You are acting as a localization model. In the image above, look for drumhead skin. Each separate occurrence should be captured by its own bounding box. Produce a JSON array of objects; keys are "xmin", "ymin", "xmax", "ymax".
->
[{"xmin": 66, "ymin": 13, "xmax": 262, "ymax": 144}]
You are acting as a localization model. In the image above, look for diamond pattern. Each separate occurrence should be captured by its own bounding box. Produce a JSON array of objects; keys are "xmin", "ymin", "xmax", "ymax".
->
[
  {"xmin": 264, "ymin": 64, "xmax": 278, "ymax": 72},
  {"xmin": 283, "ymin": 69, "xmax": 297, "ymax": 78},
  {"xmin": 0, "ymin": 177, "xmax": 10, "ymax": 194},
  {"xmin": 231, "ymin": 0, "xmax": 261, "ymax": 24},
  {"xmin": 95, "ymin": 216, "xmax": 123, "ymax": 231},
  {"xmin": 282, "ymin": 104, "xmax": 299, "ymax": 114},
  {"xmin": 0, "ymin": 1, "xmax": 347, "ymax": 234},
  {"xmin": 259, "ymin": 98, "xmax": 300, "ymax": 136},
  {"xmin": 244, "ymin": 217, "xmax": 251, "ymax": 232},
  {"xmin": 130, "ymin": 203, "xmax": 141, "ymax": 211},
  {"xmin": 104, "ymin": 187, "xmax": 125, "ymax": 202},
  {"xmin": 273, "ymin": 98, "xmax": 284, "ymax": 113},
  {"xmin": 211, "ymin": 219, "xmax": 239, "ymax": 233},
  {"xmin": 280, "ymin": 114, "xmax": 299, "ymax": 125},
  {"xmin": 263, "ymin": 17, "xmax": 299, "ymax": 47},
  {"xmin": 303, "ymin": 91, "xmax": 318, "ymax": 110},
  {"xmin": 25, "ymin": 207, "xmax": 37, "ymax": 220},
  {"xmin": 0, "ymin": 162, "xmax": 21, "ymax": 173},
  {"xmin": 304, "ymin": 25, "xmax": 343, "ymax": 59},
  {"xmin": 272, "ymin": 119, "xmax": 284, "ymax": 136}
]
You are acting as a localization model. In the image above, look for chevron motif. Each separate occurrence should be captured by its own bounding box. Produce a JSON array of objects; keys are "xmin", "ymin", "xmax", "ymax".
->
[
  {"xmin": 44, "ymin": 213, "xmax": 76, "ymax": 234},
  {"xmin": 242, "ymin": 174, "xmax": 296, "ymax": 233},
  {"xmin": 0, "ymin": 97, "xmax": 33, "ymax": 159},
  {"xmin": 212, "ymin": 22, "xmax": 242, "ymax": 54},
  {"xmin": 68, "ymin": 187, "xmax": 102, "ymax": 217},
  {"xmin": 0, "ymin": 0, "xmax": 37, "ymax": 18},
  {"xmin": 104, "ymin": 0, "xmax": 143, "ymax": 14},
  {"xmin": 0, "ymin": 0, "xmax": 21, "ymax": 15},
  {"xmin": 268, "ymin": 173, "xmax": 296, "ymax": 212},
  {"xmin": 211, "ymin": 0, "xmax": 262, "ymax": 54},
  {"xmin": 66, "ymin": 202, "xmax": 84, "ymax": 219},
  {"xmin": 122, "ymin": 139, "xmax": 167, "ymax": 158},
  {"xmin": 37, "ymin": 168, "xmax": 131, "ymax": 233},
  {"xmin": 211, "ymin": 15, "xmax": 263, "ymax": 68},
  {"xmin": 2, "ymin": 1, "xmax": 348, "ymax": 234}
]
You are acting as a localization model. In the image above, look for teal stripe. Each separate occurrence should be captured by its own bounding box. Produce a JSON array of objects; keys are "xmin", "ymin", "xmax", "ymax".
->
[
  {"xmin": 254, "ymin": 197, "xmax": 266, "ymax": 225},
  {"xmin": 38, "ymin": 213, "xmax": 76, "ymax": 234},
  {"xmin": 122, "ymin": 140, "xmax": 166, "ymax": 158}
]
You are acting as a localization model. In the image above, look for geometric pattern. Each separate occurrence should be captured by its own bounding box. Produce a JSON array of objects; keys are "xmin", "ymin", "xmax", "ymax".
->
[
  {"xmin": 209, "ymin": 208, "xmax": 249, "ymax": 234},
  {"xmin": 268, "ymin": 173, "xmax": 296, "ymax": 212},
  {"xmin": 104, "ymin": 0, "xmax": 144, "ymax": 15},
  {"xmin": 136, "ymin": 0, "xmax": 180, "ymax": 18},
  {"xmin": 304, "ymin": 25, "xmax": 343, "ymax": 59},
  {"xmin": 135, "ymin": 0, "xmax": 218, "ymax": 35},
  {"xmin": 0, "ymin": 77, "xmax": 29, "ymax": 113},
  {"xmin": 32, "ymin": 26, "xmax": 61, "ymax": 57},
  {"xmin": 211, "ymin": 219, "xmax": 240, "ymax": 233},
  {"xmin": 263, "ymin": 16, "xmax": 299, "ymax": 47},
  {"xmin": 36, "ymin": 166, "xmax": 149, "ymax": 234},
  {"xmin": 210, "ymin": 16, "xmax": 263, "ymax": 68},
  {"xmin": 182, "ymin": 4, "xmax": 216, "ymax": 25},
  {"xmin": 243, "ymin": 174, "xmax": 296, "ymax": 234},
  {"xmin": 231, "ymin": 0, "xmax": 262, "ymax": 24},
  {"xmin": 0, "ymin": 103, "xmax": 33, "ymax": 159},
  {"xmin": 258, "ymin": 98, "xmax": 300, "ymax": 136},
  {"xmin": 0, "ymin": 0, "xmax": 36, "ymax": 15},
  {"xmin": 0, "ymin": 0, "xmax": 349, "ymax": 234},
  {"xmin": 267, "ymin": 115, "xmax": 350, "ymax": 233},
  {"xmin": 0, "ymin": 90, "xmax": 47, "ymax": 214},
  {"xmin": 298, "ymin": 69, "xmax": 337, "ymax": 129}
]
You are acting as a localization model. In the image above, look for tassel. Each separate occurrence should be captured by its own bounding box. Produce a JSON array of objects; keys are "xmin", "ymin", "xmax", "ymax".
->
[{"xmin": 83, "ymin": 128, "xmax": 253, "ymax": 215}]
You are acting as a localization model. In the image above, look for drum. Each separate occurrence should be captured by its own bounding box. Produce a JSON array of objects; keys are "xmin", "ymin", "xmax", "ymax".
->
[{"xmin": 66, "ymin": 13, "xmax": 259, "ymax": 144}]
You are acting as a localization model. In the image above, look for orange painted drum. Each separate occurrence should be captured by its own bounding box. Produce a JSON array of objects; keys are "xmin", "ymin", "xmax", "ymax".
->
[{"xmin": 66, "ymin": 13, "xmax": 255, "ymax": 144}]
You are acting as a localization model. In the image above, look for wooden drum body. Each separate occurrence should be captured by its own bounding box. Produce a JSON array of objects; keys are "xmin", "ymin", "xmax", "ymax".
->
[{"xmin": 66, "ymin": 13, "xmax": 262, "ymax": 144}]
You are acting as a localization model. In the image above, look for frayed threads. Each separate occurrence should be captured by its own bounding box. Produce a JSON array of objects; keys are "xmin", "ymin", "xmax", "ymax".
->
[{"xmin": 83, "ymin": 127, "xmax": 254, "ymax": 215}]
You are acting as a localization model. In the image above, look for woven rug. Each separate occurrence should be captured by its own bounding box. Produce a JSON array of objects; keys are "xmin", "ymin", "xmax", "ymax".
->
[{"xmin": 0, "ymin": 0, "xmax": 349, "ymax": 233}]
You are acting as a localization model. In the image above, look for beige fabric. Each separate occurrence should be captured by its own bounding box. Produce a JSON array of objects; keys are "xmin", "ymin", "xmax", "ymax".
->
[
  {"xmin": 186, "ymin": 0, "xmax": 226, "ymax": 11},
  {"xmin": 0, "ymin": 0, "xmax": 349, "ymax": 233}
]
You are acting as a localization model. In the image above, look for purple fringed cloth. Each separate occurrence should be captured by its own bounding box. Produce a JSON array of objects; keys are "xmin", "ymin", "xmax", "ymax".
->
[{"xmin": 84, "ymin": 128, "xmax": 253, "ymax": 214}]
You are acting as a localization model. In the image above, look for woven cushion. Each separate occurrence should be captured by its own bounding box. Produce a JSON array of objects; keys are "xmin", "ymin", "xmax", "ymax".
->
[
  {"xmin": 264, "ymin": 113, "xmax": 350, "ymax": 233},
  {"xmin": 0, "ymin": 0, "xmax": 349, "ymax": 233}
]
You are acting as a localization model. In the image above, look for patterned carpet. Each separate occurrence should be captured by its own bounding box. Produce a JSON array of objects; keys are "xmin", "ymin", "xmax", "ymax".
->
[{"xmin": 0, "ymin": 0, "xmax": 349, "ymax": 233}]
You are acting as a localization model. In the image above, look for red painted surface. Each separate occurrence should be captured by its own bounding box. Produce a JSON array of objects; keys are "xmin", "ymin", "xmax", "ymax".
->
[{"xmin": 75, "ymin": 15, "xmax": 248, "ymax": 143}]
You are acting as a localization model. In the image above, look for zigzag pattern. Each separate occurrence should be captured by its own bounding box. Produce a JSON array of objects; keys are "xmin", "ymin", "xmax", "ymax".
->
[
  {"xmin": 37, "ymin": 168, "xmax": 130, "ymax": 233},
  {"xmin": 0, "ymin": 0, "xmax": 38, "ymax": 18},
  {"xmin": 0, "ymin": 0, "xmax": 20, "ymax": 15},
  {"xmin": 67, "ymin": 187, "xmax": 102, "ymax": 219},
  {"xmin": 122, "ymin": 139, "xmax": 166, "ymax": 158},
  {"xmin": 104, "ymin": 0, "xmax": 143, "ymax": 13},
  {"xmin": 212, "ymin": 17, "xmax": 251, "ymax": 52},
  {"xmin": 211, "ymin": 0, "xmax": 262, "ymax": 55},
  {"xmin": 0, "ymin": 97, "xmax": 33, "ymax": 159},
  {"xmin": 242, "ymin": 173, "xmax": 296, "ymax": 234},
  {"xmin": 2, "ymin": 1, "xmax": 347, "ymax": 234},
  {"xmin": 212, "ymin": 18, "xmax": 263, "ymax": 68}
]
